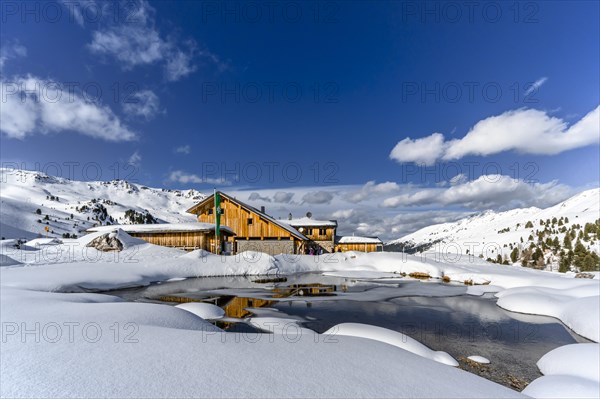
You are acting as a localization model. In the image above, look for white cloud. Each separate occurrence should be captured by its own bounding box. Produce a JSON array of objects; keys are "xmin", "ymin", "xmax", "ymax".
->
[
  {"xmin": 449, "ymin": 173, "xmax": 467, "ymax": 186},
  {"xmin": 240, "ymin": 191, "xmax": 296, "ymax": 205},
  {"xmin": 0, "ymin": 75, "xmax": 136, "ymax": 141},
  {"xmin": 88, "ymin": 3, "xmax": 165, "ymax": 69},
  {"xmin": 389, "ymin": 133, "xmax": 446, "ymax": 166},
  {"xmin": 273, "ymin": 191, "xmax": 295, "ymax": 204},
  {"xmin": 248, "ymin": 192, "xmax": 272, "ymax": 203},
  {"xmin": 0, "ymin": 41, "xmax": 27, "ymax": 70},
  {"xmin": 382, "ymin": 189, "xmax": 439, "ymax": 208},
  {"xmin": 390, "ymin": 107, "xmax": 600, "ymax": 164},
  {"xmin": 87, "ymin": 0, "xmax": 220, "ymax": 81},
  {"xmin": 168, "ymin": 170, "xmax": 202, "ymax": 184},
  {"xmin": 383, "ymin": 175, "xmax": 573, "ymax": 210},
  {"xmin": 165, "ymin": 49, "xmax": 197, "ymax": 82},
  {"xmin": 301, "ymin": 191, "xmax": 334, "ymax": 205},
  {"xmin": 167, "ymin": 170, "xmax": 231, "ymax": 186},
  {"xmin": 122, "ymin": 90, "xmax": 161, "ymax": 120},
  {"xmin": 220, "ymin": 177, "xmax": 577, "ymax": 241},
  {"xmin": 524, "ymin": 77, "xmax": 548, "ymax": 96},
  {"xmin": 385, "ymin": 210, "xmax": 473, "ymax": 239},
  {"xmin": 60, "ymin": 0, "xmax": 100, "ymax": 27},
  {"xmin": 445, "ymin": 107, "xmax": 599, "ymax": 159},
  {"xmin": 329, "ymin": 208, "xmax": 470, "ymax": 239},
  {"xmin": 345, "ymin": 181, "xmax": 401, "ymax": 203},
  {"xmin": 441, "ymin": 175, "xmax": 572, "ymax": 209},
  {"xmin": 331, "ymin": 209, "xmax": 356, "ymax": 219},
  {"xmin": 128, "ymin": 151, "xmax": 142, "ymax": 167},
  {"xmin": 174, "ymin": 145, "xmax": 191, "ymax": 154}
]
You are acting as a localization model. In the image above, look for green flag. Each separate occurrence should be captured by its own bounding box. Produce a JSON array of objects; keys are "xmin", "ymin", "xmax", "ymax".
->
[{"xmin": 214, "ymin": 190, "xmax": 221, "ymax": 242}]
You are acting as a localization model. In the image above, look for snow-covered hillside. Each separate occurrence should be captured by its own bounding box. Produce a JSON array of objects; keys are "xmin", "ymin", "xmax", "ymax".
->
[
  {"xmin": 0, "ymin": 169, "xmax": 205, "ymax": 240},
  {"xmin": 387, "ymin": 189, "xmax": 600, "ymax": 271}
]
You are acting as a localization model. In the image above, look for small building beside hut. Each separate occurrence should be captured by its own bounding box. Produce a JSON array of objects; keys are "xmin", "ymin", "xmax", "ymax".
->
[
  {"xmin": 280, "ymin": 216, "xmax": 337, "ymax": 254},
  {"xmin": 86, "ymin": 223, "xmax": 234, "ymax": 252},
  {"xmin": 335, "ymin": 235, "xmax": 383, "ymax": 253}
]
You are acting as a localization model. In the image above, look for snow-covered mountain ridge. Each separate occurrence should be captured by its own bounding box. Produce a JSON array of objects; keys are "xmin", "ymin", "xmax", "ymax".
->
[
  {"xmin": 0, "ymin": 168, "xmax": 205, "ymax": 239},
  {"xmin": 387, "ymin": 188, "xmax": 600, "ymax": 271}
]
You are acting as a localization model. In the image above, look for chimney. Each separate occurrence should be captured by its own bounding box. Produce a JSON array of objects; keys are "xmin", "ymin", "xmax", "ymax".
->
[
  {"xmin": 288, "ymin": 213, "xmax": 292, "ymax": 220},
  {"xmin": 260, "ymin": 206, "xmax": 265, "ymax": 214}
]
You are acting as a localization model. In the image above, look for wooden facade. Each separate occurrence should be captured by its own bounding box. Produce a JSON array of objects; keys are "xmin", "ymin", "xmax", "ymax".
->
[
  {"xmin": 283, "ymin": 218, "xmax": 337, "ymax": 253},
  {"xmin": 335, "ymin": 236, "xmax": 384, "ymax": 253},
  {"xmin": 86, "ymin": 224, "xmax": 234, "ymax": 252},
  {"xmin": 187, "ymin": 192, "xmax": 308, "ymax": 254},
  {"xmin": 127, "ymin": 231, "xmax": 232, "ymax": 251},
  {"xmin": 185, "ymin": 192, "xmax": 385, "ymax": 255},
  {"xmin": 297, "ymin": 226, "xmax": 336, "ymax": 241},
  {"xmin": 335, "ymin": 242, "xmax": 383, "ymax": 253},
  {"xmin": 222, "ymin": 297, "xmax": 274, "ymax": 319}
]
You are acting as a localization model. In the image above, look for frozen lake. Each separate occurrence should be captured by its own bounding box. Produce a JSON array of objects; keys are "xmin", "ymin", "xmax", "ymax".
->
[{"xmin": 105, "ymin": 273, "xmax": 590, "ymax": 391}]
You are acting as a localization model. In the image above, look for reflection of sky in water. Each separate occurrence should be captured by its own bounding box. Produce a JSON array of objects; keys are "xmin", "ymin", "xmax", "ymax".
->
[
  {"xmin": 106, "ymin": 272, "xmax": 590, "ymax": 388},
  {"xmin": 108, "ymin": 274, "xmax": 589, "ymax": 348},
  {"xmin": 277, "ymin": 296, "xmax": 586, "ymax": 345},
  {"xmin": 274, "ymin": 295, "xmax": 589, "ymax": 386}
]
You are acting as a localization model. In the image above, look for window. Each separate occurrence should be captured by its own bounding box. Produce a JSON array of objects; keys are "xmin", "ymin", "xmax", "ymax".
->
[
  {"xmin": 208, "ymin": 209, "xmax": 213, "ymax": 215},
  {"xmin": 247, "ymin": 218, "xmax": 253, "ymax": 225},
  {"xmin": 307, "ymin": 228, "xmax": 313, "ymax": 235},
  {"xmin": 319, "ymin": 228, "xmax": 327, "ymax": 236}
]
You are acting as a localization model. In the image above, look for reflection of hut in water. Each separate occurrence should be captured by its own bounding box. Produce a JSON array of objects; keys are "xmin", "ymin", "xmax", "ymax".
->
[
  {"xmin": 223, "ymin": 297, "xmax": 274, "ymax": 319},
  {"xmin": 157, "ymin": 283, "xmax": 338, "ymax": 329},
  {"xmin": 222, "ymin": 284, "xmax": 337, "ymax": 318},
  {"xmin": 273, "ymin": 283, "xmax": 336, "ymax": 298}
]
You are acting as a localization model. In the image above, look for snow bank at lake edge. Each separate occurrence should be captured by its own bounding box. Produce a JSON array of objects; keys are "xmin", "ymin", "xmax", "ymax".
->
[
  {"xmin": 324, "ymin": 322, "xmax": 459, "ymax": 366},
  {"xmin": 523, "ymin": 343, "xmax": 600, "ymax": 399},
  {"xmin": 496, "ymin": 287, "xmax": 600, "ymax": 342}
]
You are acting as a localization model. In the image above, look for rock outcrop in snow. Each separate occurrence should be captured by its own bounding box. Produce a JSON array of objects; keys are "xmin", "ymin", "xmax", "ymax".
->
[{"xmin": 86, "ymin": 231, "xmax": 125, "ymax": 252}]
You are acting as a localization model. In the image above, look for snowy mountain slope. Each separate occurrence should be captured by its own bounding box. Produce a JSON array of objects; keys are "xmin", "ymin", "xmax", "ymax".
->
[
  {"xmin": 0, "ymin": 169, "xmax": 205, "ymax": 239},
  {"xmin": 387, "ymin": 188, "xmax": 600, "ymax": 269}
]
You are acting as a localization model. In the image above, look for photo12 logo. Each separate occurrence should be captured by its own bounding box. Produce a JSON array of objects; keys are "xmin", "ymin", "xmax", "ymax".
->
[
  {"xmin": 1, "ymin": 79, "xmax": 149, "ymax": 107},
  {"xmin": 401, "ymin": 81, "xmax": 545, "ymax": 104},
  {"xmin": 398, "ymin": 161, "xmax": 540, "ymax": 184},
  {"xmin": 200, "ymin": 81, "xmax": 340, "ymax": 104},
  {"xmin": 2, "ymin": 321, "xmax": 139, "ymax": 344},
  {"xmin": 400, "ymin": 1, "xmax": 540, "ymax": 24},
  {"xmin": 2, "ymin": 1, "xmax": 158, "ymax": 24},
  {"xmin": 0, "ymin": 1, "xmax": 341, "ymax": 25},
  {"xmin": 1, "ymin": 162, "xmax": 140, "ymax": 183},
  {"xmin": 198, "ymin": 1, "xmax": 340, "ymax": 24}
]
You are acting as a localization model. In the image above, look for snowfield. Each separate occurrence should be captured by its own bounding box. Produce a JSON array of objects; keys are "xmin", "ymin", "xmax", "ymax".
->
[{"xmin": 1, "ymin": 230, "xmax": 598, "ymax": 398}]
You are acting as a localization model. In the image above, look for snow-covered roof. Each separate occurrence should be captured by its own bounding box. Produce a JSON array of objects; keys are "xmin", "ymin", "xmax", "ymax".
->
[
  {"xmin": 280, "ymin": 217, "xmax": 337, "ymax": 228},
  {"xmin": 25, "ymin": 238, "xmax": 63, "ymax": 246},
  {"xmin": 86, "ymin": 223, "xmax": 234, "ymax": 235},
  {"xmin": 337, "ymin": 236, "xmax": 382, "ymax": 244}
]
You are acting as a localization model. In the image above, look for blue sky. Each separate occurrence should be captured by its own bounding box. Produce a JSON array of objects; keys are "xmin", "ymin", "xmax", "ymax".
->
[{"xmin": 1, "ymin": 1, "xmax": 599, "ymax": 238}]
